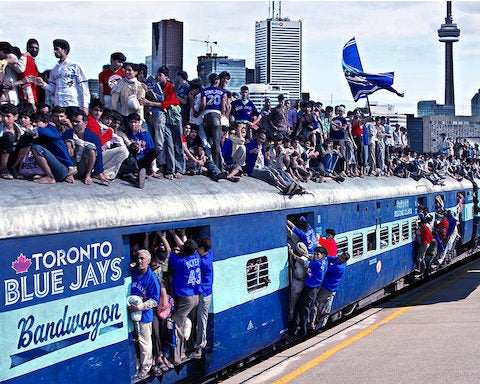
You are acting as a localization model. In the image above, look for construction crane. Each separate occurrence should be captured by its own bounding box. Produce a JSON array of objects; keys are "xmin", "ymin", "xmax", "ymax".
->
[{"xmin": 190, "ymin": 36, "xmax": 218, "ymax": 55}]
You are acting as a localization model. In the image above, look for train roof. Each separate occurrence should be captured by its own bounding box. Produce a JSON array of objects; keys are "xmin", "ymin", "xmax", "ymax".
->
[{"xmin": 0, "ymin": 175, "xmax": 472, "ymax": 240}]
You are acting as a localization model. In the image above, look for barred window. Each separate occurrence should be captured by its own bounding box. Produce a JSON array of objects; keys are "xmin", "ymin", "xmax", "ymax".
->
[
  {"xmin": 411, "ymin": 219, "xmax": 418, "ymax": 241},
  {"xmin": 336, "ymin": 236, "xmax": 348, "ymax": 256},
  {"xmin": 392, "ymin": 224, "xmax": 400, "ymax": 245},
  {"xmin": 380, "ymin": 227, "xmax": 389, "ymax": 249},
  {"xmin": 352, "ymin": 233, "xmax": 364, "ymax": 258},
  {"xmin": 367, "ymin": 230, "xmax": 377, "ymax": 252},
  {"xmin": 401, "ymin": 221, "xmax": 410, "ymax": 241},
  {"xmin": 246, "ymin": 256, "xmax": 269, "ymax": 292}
]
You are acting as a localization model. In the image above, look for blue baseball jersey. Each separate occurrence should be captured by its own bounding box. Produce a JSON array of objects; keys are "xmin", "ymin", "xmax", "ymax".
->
[{"xmin": 201, "ymin": 86, "xmax": 225, "ymax": 112}]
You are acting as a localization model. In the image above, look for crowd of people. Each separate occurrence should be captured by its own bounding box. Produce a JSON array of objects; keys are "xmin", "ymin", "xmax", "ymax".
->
[
  {"xmin": 2, "ymin": 38, "xmax": 480, "ymax": 193},
  {"xmin": 128, "ymin": 229, "xmax": 213, "ymax": 380}
]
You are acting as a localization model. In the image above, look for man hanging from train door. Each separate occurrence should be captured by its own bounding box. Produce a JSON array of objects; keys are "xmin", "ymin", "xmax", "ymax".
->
[
  {"xmin": 310, "ymin": 250, "xmax": 350, "ymax": 331},
  {"xmin": 129, "ymin": 249, "xmax": 160, "ymax": 381}
]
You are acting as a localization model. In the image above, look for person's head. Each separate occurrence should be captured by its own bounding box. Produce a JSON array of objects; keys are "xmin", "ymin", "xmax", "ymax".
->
[
  {"xmin": 257, "ymin": 131, "xmax": 267, "ymax": 145},
  {"xmin": 124, "ymin": 62, "xmax": 139, "ymax": 79},
  {"xmin": 52, "ymin": 39, "xmax": 69, "ymax": 60},
  {"xmin": 197, "ymin": 236, "xmax": 211, "ymax": 256},
  {"xmin": 296, "ymin": 216, "xmax": 309, "ymax": 231},
  {"xmin": 127, "ymin": 113, "xmax": 141, "ymax": 132},
  {"xmin": 277, "ymin": 94, "xmax": 285, "ymax": 105},
  {"xmin": 71, "ymin": 111, "xmax": 88, "ymax": 134},
  {"xmin": 338, "ymin": 251, "xmax": 350, "ymax": 264},
  {"xmin": 240, "ymin": 85, "xmax": 249, "ymax": 100},
  {"xmin": 0, "ymin": 104, "xmax": 19, "ymax": 128},
  {"xmin": 313, "ymin": 246, "xmax": 328, "ymax": 260},
  {"xmin": 188, "ymin": 125, "xmax": 198, "ymax": 138},
  {"xmin": 51, "ymin": 106, "xmax": 67, "ymax": 126},
  {"xmin": 100, "ymin": 108, "xmax": 113, "ymax": 126},
  {"xmin": 182, "ymin": 239, "xmax": 198, "ymax": 257},
  {"xmin": 89, "ymin": 98, "xmax": 104, "ymax": 120},
  {"xmin": 110, "ymin": 111, "xmax": 124, "ymax": 131},
  {"xmin": 156, "ymin": 66, "xmax": 169, "ymax": 85},
  {"xmin": 189, "ymin": 77, "xmax": 203, "ymax": 91},
  {"xmin": 219, "ymin": 71, "xmax": 230, "ymax": 88},
  {"xmin": 326, "ymin": 228, "xmax": 336, "ymax": 238},
  {"xmin": 176, "ymin": 70, "xmax": 188, "ymax": 83},
  {"xmin": 264, "ymin": 97, "xmax": 271, "ymax": 108},
  {"xmin": 18, "ymin": 104, "xmax": 35, "ymax": 128},
  {"xmin": 0, "ymin": 41, "xmax": 13, "ymax": 59},
  {"xmin": 135, "ymin": 249, "xmax": 151, "ymax": 273},
  {"xmin": 208, "ymin": 73, "xmax": 220, "ymax": 86},
  {"xmin": 285, "ymin": 99, "xmax": 291, "ymax": 108},
  {"xmin": 25, "ymin": 38, "xmax": 39, "ymax": 58},
  {"xmin": 137, "ymin": 63, "xmax": 148, "ymax": 81},
  {"xmin": 110, "ymin": 52, "xmax": 126, "ymax": 70}
]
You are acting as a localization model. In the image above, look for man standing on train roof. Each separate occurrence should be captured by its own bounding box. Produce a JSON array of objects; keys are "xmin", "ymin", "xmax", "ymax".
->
[
  {"xmin": 317, "ymin": 228, "xmax": 338, "ymax": 256},
  {"xmin": 35, "ymin": 39, "xmax": 90, "ymax": 118},
  {"xmin": 98, "ymin": 52, "xmax": 126, "ymax": 109},
  {"xmin": 129, "ymin": 249, "xmax": 160, "ymax": 381},
  {"xmin": 310, "ymin": 250, "xmax": 350, "ymax": 331},
  {"xmin": 287, "ymin": 217, "xmax": 317, "ymax": 254}
]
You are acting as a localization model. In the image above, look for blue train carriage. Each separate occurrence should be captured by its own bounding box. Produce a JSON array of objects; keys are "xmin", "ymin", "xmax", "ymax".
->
[
  {"xmin": 0, "ymin": 176, "xmax": 297, "ymax": 384},
  {"xmin": 0, "ymin": 174, "xmax": 474, "ymax": 384}
]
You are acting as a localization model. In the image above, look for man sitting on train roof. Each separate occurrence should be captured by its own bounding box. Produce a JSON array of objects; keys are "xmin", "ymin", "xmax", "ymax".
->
[{"xmin": 116, "ymin": 112, "xmax": 160, "ymax": 189}]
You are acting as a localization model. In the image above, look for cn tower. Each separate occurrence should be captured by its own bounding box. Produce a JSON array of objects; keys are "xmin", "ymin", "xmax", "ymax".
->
[{"xmin": 438, "ymin": 1, "xmax": 460, "ymax": 112}]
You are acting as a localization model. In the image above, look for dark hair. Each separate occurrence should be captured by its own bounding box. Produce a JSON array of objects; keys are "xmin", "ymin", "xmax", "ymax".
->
[
  {"xmin": 110, "ymin": 52, "xmax": 126, "ymax": 62},
  {"xmin": 0, "ymin": 103, "xmax": 18, "ymax": 115},
  {"xmin": 326, "ymin": 228, "xmax": 336, "ymax": 236},
  {"xmin": 157, "ymin": 65, "xmax": 169, "ymax": 77},
  {"xmin": 219, "ymin": 71, "xmax": 230, "ymax": 80},
  {"xmin": 190, "ymin": 78, "xmax": 203, "ymax": 90},
  {"xmin": 137, "ymin": 63, "xmax": 148, "ymax": 78},
  {"xmin": 51, "ymin": 106, "xmax": 67, "ymax": 115},
  {"xmin": 32, "ymin": 112, "xmax": 50, "ymax": 124},
  {"xmin": 72, "ymin": 110, "xmax": 88, "ymax": 123},
  {"xmin": 124, "ymin": 62, "xmax": 139, "ymax": 72},
  {"xmin": 101, "ymin": 108, "xmax": 114, "ymax": 119},
  {"xmin": 297, "ymin": 220, "xmax": 309, "ymax": 231},
  {"xmin": 127, "ymin": 112, "xmax": 141, "ymax": 122},
  {"xmin": 240, "ymin": 85, "xmax": 249, "ymax": 92},
  {"xmin": 182, "ymin": 239, "xmax": 198, "ymax": 256},
  {"xmin": 176, "ymin": 70, "xmax": 188, "ymax": 81},
  {"xmin": 26, "ymin": 38, "xmax": 39, "ymax": 47},
  {"xmin": 208, "ymin": 73, "xmax": 220, "ymax": 85},
  {"xmin": 18, "ymin": 103, "xmax": 36, "ymax": 118},
  {"xmin": 89, "ymin": 98, "xmax": 104, "ymax": 111},
  {"xmin": 0, "ymin": 41, "xmax": 13, "ymax": 54},
  {"xmin": 197, "ymin": 236, "xmax": 211, "ymax": 252},
  {"xmin": 11, "ymin": 46, "xmax": 21, "ymax": 59},
  {"xmin": 314, "ymin": 246, "xmax": 328, "ymax": 255}
]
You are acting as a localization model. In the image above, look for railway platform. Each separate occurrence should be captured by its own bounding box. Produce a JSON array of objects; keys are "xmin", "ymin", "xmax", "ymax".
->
[{"xmin": 222, "ymin": 257, "xmax": 480, "ymax": 384}]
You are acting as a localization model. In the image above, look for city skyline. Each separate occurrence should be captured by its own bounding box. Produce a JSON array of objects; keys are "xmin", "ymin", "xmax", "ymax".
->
[{"xmin": 2, "ymin": 1, "xmax": 480, "ymax": 115}]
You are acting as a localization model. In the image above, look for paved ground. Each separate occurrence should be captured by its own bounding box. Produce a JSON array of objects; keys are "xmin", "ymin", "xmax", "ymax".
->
[{"xmin": 222, "ymin": 257, "xmax": 480, "ymax": 384}]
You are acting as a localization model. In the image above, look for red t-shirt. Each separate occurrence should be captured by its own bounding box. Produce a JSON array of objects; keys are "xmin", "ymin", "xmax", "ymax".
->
[
  {"xmin": 351, "ymin": 119, "xmax": 363, "ymax": 137},
  {"xmin": 420, "ymin": 225, "xmax": 433, "ymax": 245},
  {"xmin": 98, "ymin": 68, "xmax": 126, "ymax": 96},
  {"xmin": 87, "ymin": 114, "xmax": 113, "ymax": 146},
  {"xmin": 318, "ymin": 237, "xmax": 338, "ymax": 257},
  {"xmin": 19, "ymin": 55, "xmax": 39, "ymax": 102}
]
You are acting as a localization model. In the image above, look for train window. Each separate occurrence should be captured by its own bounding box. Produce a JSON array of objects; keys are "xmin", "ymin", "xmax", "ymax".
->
[
  {"xmin": 379, "ymin": 227, "xmax": 389, "ymax": 249},
  {"xmin": 435, "ymin": 194, "xmax": 445, "ymax": 212},
  {"xmin": 367, "ymin": 230, "xmax": 377, "ymax": 252},
  {"xmin": 411, "ymin": 219, "xmax": 418, "ymax": 240},
  {"xmin": 392, "ymin": 224, "xmax": 400, "ymax": 245},
  {"xmin": 247, "ymin": 256, "xmax": 270, "ymax": 292},
  {"xmin": 401, "ymin": 221, "xmax": 409, "ymax": 241},
  {"xmin": 376, "ymin": 202, "xmax": 381, "ymax": 209},
  {"xmin": 336, "ymin": 236, "xmax": 348, "ymax": 255},
  {"xmin": 352, "ymin": 233, "xmax": 364, "ymax": 258}
]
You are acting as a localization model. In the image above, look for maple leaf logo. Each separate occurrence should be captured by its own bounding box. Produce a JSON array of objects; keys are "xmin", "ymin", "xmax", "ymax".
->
[{"xmin": 12, "ymin": 253, "xmax": 32, "ymax": 274}]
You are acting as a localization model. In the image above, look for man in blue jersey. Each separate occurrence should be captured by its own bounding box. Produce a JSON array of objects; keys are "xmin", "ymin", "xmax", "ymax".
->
[
  {"xmin": 291, "ymin": 246, "xmax": 328, "ymax": 337},
  {"xmin": 129, "ymin": 249, "xmax": 160, "ymax": 381},
  {"xmin": 169, "ymin": 239, "xmax": 202, "ymax": 365},
  {"xmin": 231, "ymin": 85, "xmax": 260, "ymax": 138},
  {"xmin": 196, "ymin": 73, "xmax": 227, "ymax": 171},
  {"xmin": 287, "ymin": 217, "xmax": 317, "ymax": 254},
  {"xmin": 191, "ymin": 237, "xmax": 214, "ymax": 359},
  {"xmin": 310, "ymin": 250, "xmax": 350, "ymax": 330}
]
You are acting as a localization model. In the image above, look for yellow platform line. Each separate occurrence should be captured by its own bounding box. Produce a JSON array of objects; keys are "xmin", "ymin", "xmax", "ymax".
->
[{"xmin": 273, "ymin": 265, "xmax": 476, "ymax": 384}]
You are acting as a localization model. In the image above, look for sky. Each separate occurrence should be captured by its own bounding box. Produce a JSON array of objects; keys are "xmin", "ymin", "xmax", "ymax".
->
[{"xmin": 2, "ymin": 0, "xmax": 480, "ymax": 115}]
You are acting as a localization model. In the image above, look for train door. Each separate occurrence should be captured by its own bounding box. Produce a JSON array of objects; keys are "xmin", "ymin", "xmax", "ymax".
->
[{"xmin": 125, "ymin": 225, "xmax": 210, "ymax": 382}]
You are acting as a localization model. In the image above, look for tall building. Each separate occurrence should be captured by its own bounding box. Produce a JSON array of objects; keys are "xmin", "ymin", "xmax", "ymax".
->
[
  {"xmin": 417, "ymin": 100, "xmax": 455, "ymax": 117},
  {"xmin": 197, "ymin": 54, "xmax": 246, "ymax": 93},
  {"xmin": 152, "ymin": 19, "xmax": 183, "ymax": 80},
  {"xmin": 438, "ymin": 1, "xmax": 460, "ymax": 113},
  {"xmin": 471, "ymin": 90, "xmax": 480, "ymax": 116},
  {"xmin": 255, "ymin": 13, "xmax": 302, "ymax": 100}
]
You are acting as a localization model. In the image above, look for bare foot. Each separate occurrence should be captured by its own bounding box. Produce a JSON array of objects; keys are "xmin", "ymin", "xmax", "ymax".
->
[
  {"xmin": 67, "ymin": 166, "xmax": 77, "ymax": 176},
  {"xmin": 84, "ymin": 176, "xmax": 93, "ymax": 185},
  {"xmin": 64, "ymin": 175, "xmax": 75, "ymax": 183},
  {"xmin": 34, "ymin": 176, "xmax": 56, "ymax": 184}
]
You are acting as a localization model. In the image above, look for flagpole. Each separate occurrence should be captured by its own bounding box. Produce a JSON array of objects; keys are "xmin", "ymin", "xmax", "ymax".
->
[{"xmin": 366, "ymin": 95, "xmax": 372, "ymax": 116}]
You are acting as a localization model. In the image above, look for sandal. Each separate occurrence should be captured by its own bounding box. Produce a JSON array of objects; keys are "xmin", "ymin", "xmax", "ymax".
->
[
  {"xmin": 150, "ymin": 172, "xmax": 163, "ymax": 179},
  {"xmin": 0, "ymin": 168, "xmax": 13, "ymax": 180},
  {"xmin": 174, "ymin": 172, "xmax": 183, "ymax": 179},
  {"xmin": 165, "ymin": 173, "xmax": 174, "ymax": 180},
  {"xmin": 152, "ymin": 365, "xmax": 163, "ymax": 376}
]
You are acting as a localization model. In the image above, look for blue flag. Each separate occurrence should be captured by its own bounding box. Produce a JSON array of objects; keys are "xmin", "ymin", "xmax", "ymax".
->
[{"xmin": 342, "ymin": 37, "xmax": 403, "ymax": 102}]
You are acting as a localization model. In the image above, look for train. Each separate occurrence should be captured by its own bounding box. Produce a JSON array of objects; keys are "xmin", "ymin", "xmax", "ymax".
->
[{"xmin": 1, "ymin": 172, "xmax": 479, "ymax": 384}]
